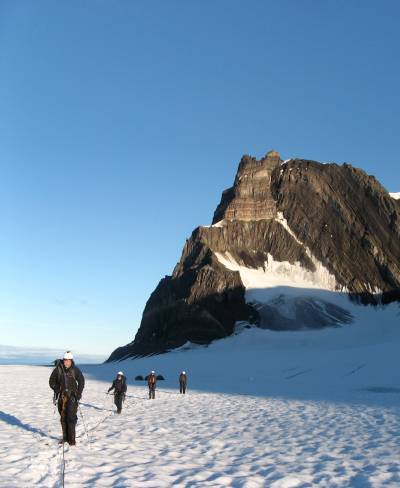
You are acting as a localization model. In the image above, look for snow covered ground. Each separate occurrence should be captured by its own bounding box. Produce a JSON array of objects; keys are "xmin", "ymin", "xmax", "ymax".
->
[{"xmin": 1, "ymin": 316, "xmax": 400, "ymax": 487}]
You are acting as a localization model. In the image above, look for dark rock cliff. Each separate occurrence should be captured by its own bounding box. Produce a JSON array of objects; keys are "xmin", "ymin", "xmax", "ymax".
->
[
  {"xmin": 107, "ymin": 151, "xmax": 400, "ymax": 361},
  {"xmin": 273, "ymin": 160, "xmax": 400, "ymax": 296}
]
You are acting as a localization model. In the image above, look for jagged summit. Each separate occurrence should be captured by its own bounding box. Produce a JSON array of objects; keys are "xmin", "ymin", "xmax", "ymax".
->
[
  {"xmin": 107, "ymin": 150, "xmax": 400, "ymax": 361},
  {"xmin": 213, "ymin": 149, "xmax": 281, "ymax": 223}
]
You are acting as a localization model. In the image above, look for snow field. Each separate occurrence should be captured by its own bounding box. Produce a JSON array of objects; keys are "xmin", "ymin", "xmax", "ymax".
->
[{"xmin": 0, "ymin": 361, "xmax": 400, "ymax": 487}]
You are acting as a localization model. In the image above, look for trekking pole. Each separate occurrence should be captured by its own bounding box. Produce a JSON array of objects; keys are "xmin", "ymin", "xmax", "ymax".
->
[{"xmin": 78, "ymin": 404, "xmax": 91, "ymax": 449}]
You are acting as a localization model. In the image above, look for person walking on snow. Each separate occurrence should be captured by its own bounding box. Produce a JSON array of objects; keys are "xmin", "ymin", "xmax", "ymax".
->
[
  {"xmin": 108, "ymin": 371, "xmax": 127, "ymax": 414},
  {"xmin": 49, "ymin": 351, "xmax": 85, "ymax": 446},
  {"xmin": 148, "ymin": 370, "xmax": 157, "ymax": 399},
  {"xmin": 179, "ymin": 371, "xmax": 187, "ymax": 394}
]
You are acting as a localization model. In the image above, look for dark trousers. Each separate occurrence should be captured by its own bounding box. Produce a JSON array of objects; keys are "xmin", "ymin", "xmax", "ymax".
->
[
  {"xmin": 149, "ymin": 385, "xmax": 155, "ymax": 399},
  {"xmin": 58, "ymin": 395, "xmax": 78, "ymax": 444},
  {"xmin": 179, "ymin": 382, "xmax": 186, "ymax": 394},
  {"xmin": 114, "ymin": 392, "xmax": 124, "ymax": 412}
]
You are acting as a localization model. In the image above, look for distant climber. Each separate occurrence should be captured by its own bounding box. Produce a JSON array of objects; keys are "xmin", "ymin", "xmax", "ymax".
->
[
  {"xmin": 179, "ymin": 371, "xmax": 187, "ymax": 394},
  {"xmin": 108, "ymin": 371, "xmax": 127, "ymax": 414},
  {"xmin": 148, "ymin": 371, "xmax": 157, "ymax": 399}
]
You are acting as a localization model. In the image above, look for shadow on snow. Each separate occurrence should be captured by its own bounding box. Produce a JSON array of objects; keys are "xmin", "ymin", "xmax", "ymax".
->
[{"xmin": 0, "ymin": 410, "xmax": 58, "ymax": 440}]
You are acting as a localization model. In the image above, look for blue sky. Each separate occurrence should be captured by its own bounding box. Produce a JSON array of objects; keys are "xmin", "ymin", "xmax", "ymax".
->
[{"xmin": 1, "ymin": 1, "xmax": 399, "ymax": 356}]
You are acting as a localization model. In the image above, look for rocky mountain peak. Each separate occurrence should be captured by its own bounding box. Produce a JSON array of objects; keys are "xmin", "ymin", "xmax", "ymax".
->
[
  {"xmin": 213, "ymin": 149, "xmax": 281, "ymax": 224},
  {"xmin": 107, "ymin": 150, "xmax": 400, "ymax": 361}
]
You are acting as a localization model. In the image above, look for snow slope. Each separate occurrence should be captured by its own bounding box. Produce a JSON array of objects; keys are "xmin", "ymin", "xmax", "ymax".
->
[
  {"xmin": 1, "ymin": 317, "xmax": 400, "ymax": 487},
  {"xmin": 214, "ymin": 250, "xmax": 392, "ymax": 331},
  {"xmin": 213, "ymin": 211, "xmax": 395, "ymax": 332},
  {"xmin": 389, "ymin": 192, "xmax": 400, "ymax": 200}
]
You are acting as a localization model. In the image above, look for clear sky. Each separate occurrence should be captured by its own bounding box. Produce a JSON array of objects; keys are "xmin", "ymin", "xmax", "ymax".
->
[{"xmin": 1, "ymin": 1, "xmax": 399, "ymax": 356}]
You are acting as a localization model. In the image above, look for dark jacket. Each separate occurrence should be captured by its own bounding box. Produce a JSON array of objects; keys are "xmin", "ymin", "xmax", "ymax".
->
[
  {"xmin": 147, "ymin": 374, "xmax": 157, "ymax": 388},
  {"xmin": 179, "ymin": 373, "xmax": 187, "ymax": 385},
  {"xmin": 49, "ymin": 360, "xmax": 85, "ymax": 400},
  {"xmin": 108, "ymin": 377, "xmax": 127, "ymax": 394}
]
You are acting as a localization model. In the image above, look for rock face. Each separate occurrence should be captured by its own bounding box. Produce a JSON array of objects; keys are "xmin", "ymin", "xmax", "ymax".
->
[
  {"xmin": 107, "ymin": 151, "xmax": 400, "ymax": 361},
  {"xmin": 273, "ymin": 160, "xmax": 400, "ymax": 296},
  {"xmin": 213, "ymin": 150, "xmax": 281, "ymax": 222}
]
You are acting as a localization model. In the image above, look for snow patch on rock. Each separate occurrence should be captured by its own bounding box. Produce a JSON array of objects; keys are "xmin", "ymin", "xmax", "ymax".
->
[
  {"xmin": 201, "ymin": 219, "xmax": 226, "ymax": 228},
  {"xmin": 215, "ymin": 212, "xmax": 341, "ymax": 300},
  {"xmin": 216, "ymin": 250, "xmax": 338, "ymax": 298}
]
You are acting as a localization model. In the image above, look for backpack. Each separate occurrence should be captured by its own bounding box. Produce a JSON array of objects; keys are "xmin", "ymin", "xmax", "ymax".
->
[
  {"xmin": 115, "ymin": 376, "xmax": 126, "ymax": 392},
  {"xmin": 55, "ymin": 359, "xmax": 77, "ymax": 387}
]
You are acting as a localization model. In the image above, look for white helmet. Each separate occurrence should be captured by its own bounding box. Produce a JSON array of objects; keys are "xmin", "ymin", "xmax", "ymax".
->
[
  {"xmin": 151, "ymin": 370, "xmax": 155, "ymax": 374},
  {"xmin": 63, "ymin": 351, "xmax": 73, "ymax": 360},
  {"xmin": 182, "ymin": 371, "xmax": 186, "ymax": 374},
  {"xmin": 117, "ymin": 371, "xmax": 124, "ymax": 376}
]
